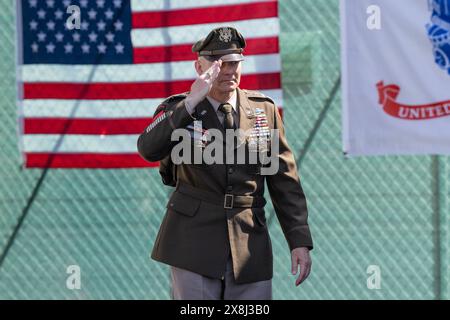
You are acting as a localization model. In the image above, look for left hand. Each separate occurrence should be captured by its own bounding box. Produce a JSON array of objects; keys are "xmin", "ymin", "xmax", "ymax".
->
[{"xmin": 291, "ymin": 247, "xmax": 312, "ymax": 286}]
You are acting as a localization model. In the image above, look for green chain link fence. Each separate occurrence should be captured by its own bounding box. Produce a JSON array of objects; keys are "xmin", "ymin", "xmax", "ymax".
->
[{"xmin": 0, "ymin": 0, "xmax": 448, "ymax": 299}]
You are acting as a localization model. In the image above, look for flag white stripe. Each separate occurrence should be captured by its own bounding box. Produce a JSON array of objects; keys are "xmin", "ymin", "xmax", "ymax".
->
[
  {"xmin": 22, "ymin": 90, "xmax": 283, "ymax": 118},
  {"xmin": 131, "ymin": 18, "xmax": 279, "ymax": 47},
  {"xmin": 23, "ymin": 134, "xmax": 140, "ymax": 153},
  {"xmin": 22, "ymin": 54, "xmax": 281, "ymax": 83},
  {"xmin": 130, "ymin": 0, "xmax": 271, "ymax": 12}
]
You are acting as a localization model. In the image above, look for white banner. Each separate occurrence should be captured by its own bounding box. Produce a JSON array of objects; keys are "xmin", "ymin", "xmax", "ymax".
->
[{"xmin": 341, "ymin": 0, "xmax": 450, "ymax": 156}]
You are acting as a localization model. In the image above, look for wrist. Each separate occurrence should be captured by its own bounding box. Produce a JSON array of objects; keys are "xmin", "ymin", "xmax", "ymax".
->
[
  {"xmin": 184, "ymin": 98, "xmax": 198, "ymax": 120},
  {"xmin": 185, "ymin": 96, "xmax": 198, "ymax": 113}
]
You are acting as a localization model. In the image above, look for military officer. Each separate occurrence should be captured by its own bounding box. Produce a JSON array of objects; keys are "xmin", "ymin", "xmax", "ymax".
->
[{"xmin": 137, "ymin": 27, "xmax": 313, "ymax": 300}]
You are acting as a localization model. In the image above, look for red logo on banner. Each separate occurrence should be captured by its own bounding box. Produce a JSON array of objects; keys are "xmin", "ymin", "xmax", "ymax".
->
[{"xmin": 376, "ymin": 81, "xmax": 450, "ymax": 120}]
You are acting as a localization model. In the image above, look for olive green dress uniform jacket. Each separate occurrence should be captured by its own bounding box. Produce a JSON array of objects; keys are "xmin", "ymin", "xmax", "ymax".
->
[{"xmin": 137, "ymin": 88, "xmax": 313, "ymax": 284}]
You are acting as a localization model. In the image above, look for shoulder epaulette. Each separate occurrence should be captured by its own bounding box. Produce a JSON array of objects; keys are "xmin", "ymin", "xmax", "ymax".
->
[
  {"xmin": 243, "ymin": 89, "xmax": 275, "ymax": 105},
  {"xmin": 163, "ymin": 92, "xmax": 189, "ymax": 105},
  {"xmin": 153, "ymin": 93, "xmax": 188, "ymax": 117}
]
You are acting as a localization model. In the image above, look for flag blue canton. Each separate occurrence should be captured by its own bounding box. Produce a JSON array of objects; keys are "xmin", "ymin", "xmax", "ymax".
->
[{"xmin": 21, "ymin": 0, "xmax": 133, "ymax": 64}]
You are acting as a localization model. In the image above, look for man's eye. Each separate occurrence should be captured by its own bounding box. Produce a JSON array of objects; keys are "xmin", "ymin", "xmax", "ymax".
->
[{"xmin": 223, "ymin": 61, "xmax": 237, "ymax": 66}]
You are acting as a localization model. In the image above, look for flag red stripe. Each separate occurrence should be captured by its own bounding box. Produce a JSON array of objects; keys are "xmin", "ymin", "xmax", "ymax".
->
[
  {"xmin": 25, "ymin": 153, "xmax": 158, "ymax": 168},
  {"xmin": 133, "ymin": 37, "xmax": 279, "ymax": 63},
  {"xmin": 278, "ymin": 108, "xmax": 283, "ymax": 118},
  {"xmin": 23, "ymin": 73, "xmax": 281, "ymax": 99},
  {"xmin": 132, "ymin": 1, "xmax": 277, "ymax": 29},
  {"xmin": 24, "ymin": 118, "xmax": 151, "ymax": 134}
]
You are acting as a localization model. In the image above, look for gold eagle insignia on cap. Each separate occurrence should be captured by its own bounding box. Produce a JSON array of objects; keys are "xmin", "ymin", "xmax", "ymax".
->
[{"xmin": 218, "ymin": 27, "xmax": 232, "ymax": 43}]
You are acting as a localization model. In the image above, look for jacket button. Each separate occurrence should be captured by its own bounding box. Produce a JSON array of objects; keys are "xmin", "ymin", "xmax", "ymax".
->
[
  {"xmin": 228, "ymin": 167, "xmax": 234, "ymax": 174},
  {"xmin": 227, "ymin": 185, "xmax": 233, "ymax": 192}
]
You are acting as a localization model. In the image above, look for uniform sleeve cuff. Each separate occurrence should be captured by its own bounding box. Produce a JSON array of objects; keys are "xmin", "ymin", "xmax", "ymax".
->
[{"xmin": 286, "ymin": 225, "xmax": 314, "ymax": 251}]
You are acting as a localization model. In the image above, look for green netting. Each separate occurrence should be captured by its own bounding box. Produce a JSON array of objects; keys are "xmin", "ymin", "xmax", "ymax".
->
[{"xmin": 0, "ymin": 0, "xmax": 448, "ymax": 300}]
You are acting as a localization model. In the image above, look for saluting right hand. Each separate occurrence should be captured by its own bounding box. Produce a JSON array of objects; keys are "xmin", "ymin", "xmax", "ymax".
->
[{"xmin": 185, "ymin": 60, "xmax": 222, "ymax": 108}]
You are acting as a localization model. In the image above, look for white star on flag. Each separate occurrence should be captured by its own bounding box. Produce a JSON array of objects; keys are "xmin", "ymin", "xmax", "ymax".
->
[
  {"xmin": 31, "ymin": 42, "xmax": 38, "ymax": 52},
  {"xmin": 105, "ymin": 9, "xmax": 114, "ymax": 20},
  {"xmin": 97, "ymin": 20, "xmax": 106, "ymax": 31},
  {"xmin": 46, "ymin": 42, "xmax": 55, "ymax": 53},
  {"xmin": 64, "ymin": 43, "xmax": 73, "ymax": 54},
  {"xmin": 105, "ymin": 32, "xmax": 114, "ymax": 42},
  {"xmin": 115, "ymin": 43, "xmax": 124, "ymax": 54},
  {"xmin": 37, "ymin": 9, "xmax": 46, "ymax": 19},
  {"xmin": 46, "ymin": 21, "xmax": 55, "ymax": 31},
  {"xmin": 97, "ymin": 43, "xmax": 107, "ymax": 54},
  {"xmin": 114, "ymin": 20, "xmax": 123, "ymax": 31},
  {"xmin": 88, "ymin": 9, "xmax": 97, "ymax": 20},
  {"xmin": 37, "ymin": 31, "xmax": 46, "ymax": 42},
  {"xmin": 72, "ymin": 32, "xmax": 80, "ymax": 42},
  {"xmin": 81, "ymin": 21, "xmax": 89, "ymax": 31},
  {"xmin": 89, "ymin": 32, "xmax": 98, "ymax": 43},
  {"xmin": 29, "ymin": 20, "xmax": 38, "ymax": 30},
  {"xmin": 54, "ymin": 9, "xmax": 63, "ymax": 20},
  {"xmin": 55, "ymin": 32, "xmax": 64, "ymax": 42},
  {"xmin": 81, "ymin": 43, "xmax": 90, "ymax": 53}
]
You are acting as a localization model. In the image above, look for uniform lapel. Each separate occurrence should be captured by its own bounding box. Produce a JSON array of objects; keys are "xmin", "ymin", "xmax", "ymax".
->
[
  {"xmin": 237, "ymin": 88, "xmax": 256, "ymax": 136},
  {"xmin": 195, "ymin": 98, "xmax": 223, "ymax": 132}
]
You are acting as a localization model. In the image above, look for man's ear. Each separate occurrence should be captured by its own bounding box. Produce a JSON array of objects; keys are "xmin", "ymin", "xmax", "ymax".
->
[{"xmin": 194, "ymin": 60, "xmax": 203, "ymax": 76}]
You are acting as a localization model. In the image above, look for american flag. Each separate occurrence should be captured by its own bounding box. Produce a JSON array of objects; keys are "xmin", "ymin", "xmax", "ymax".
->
[{"xmin": 18, "ymin": 0, "xmax": 282, "ymax": 168}]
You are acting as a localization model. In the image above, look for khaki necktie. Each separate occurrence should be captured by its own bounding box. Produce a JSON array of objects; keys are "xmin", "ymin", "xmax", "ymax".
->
[{"xmin": 218, "ymin": 103, "xmax": 235, "ymax": 130}]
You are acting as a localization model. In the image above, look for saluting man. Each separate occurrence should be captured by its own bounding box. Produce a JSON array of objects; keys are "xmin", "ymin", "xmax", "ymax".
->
[{"xmin": 137, "ymin": 27, "xmax": 313, "ymax": 300}]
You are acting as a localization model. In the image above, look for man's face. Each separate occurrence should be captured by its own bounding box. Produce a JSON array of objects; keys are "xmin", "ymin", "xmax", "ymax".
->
[{"xmin": 199, "ymin": 58, "xmax": 242, "ymax": 93}]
